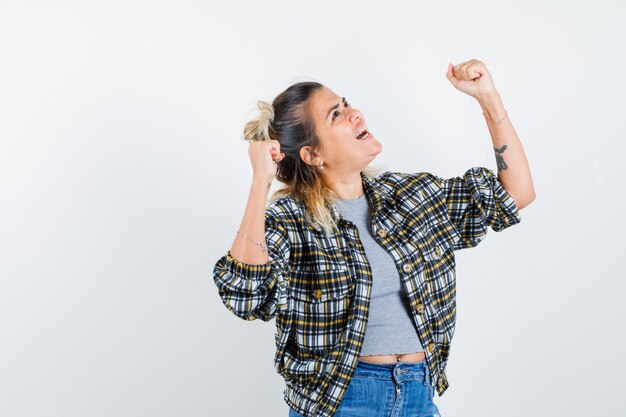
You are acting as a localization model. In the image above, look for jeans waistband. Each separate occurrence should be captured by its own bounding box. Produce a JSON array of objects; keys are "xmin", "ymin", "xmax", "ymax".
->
[{"xmin": 355, "ymin": 359, "xmax": 430, "ymax": 385}]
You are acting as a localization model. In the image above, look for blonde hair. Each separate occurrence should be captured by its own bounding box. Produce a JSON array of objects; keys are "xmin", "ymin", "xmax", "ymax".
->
[
  {"xmin": 242, "ymin": 83, "xmax": 382, "ymax": 235},
  {"xmin": 243, "ymin": 100, "xmax": 274, "ymax": 143}
]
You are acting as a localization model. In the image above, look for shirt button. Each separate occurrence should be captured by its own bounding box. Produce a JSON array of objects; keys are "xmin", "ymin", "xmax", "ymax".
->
[
  {"xmin": 402, "ymin": 263, "xmax": 412, "ymax": 273},
  {"xmin": 421, "ymin": 190, "xmax": 427, "ymax": 198},
  {"xmin": 427, "ymin": 343, "xmax": 435, "ymax": 353},
  {"xmin": 312, "ymin": 289, "xmax": 322, "ymax": 300},
  {"xmin": 376, "ymin": 228, "xmax": 387, "ymax": 238},
  {"xmin": 416, "ymin": 304, "xmax": 425, "ymax": 314},
  {"xmin": 434, "ymin": 246, "xmax": 442, "ymax": 257}
]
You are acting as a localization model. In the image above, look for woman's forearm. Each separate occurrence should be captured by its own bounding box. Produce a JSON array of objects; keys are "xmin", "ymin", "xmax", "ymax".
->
[
  {"xmin": 477, "ymin": 92, "xmax": 536, "ymax": 209},
  {"xmin": 228, "ymin": 175, "xmax": 272, "ymax": 265}
]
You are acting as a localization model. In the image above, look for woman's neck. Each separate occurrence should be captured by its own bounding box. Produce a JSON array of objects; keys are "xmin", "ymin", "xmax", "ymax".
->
[{"xmin": 324, "ymin": 172, "xmax": 364, "ymax": 200}]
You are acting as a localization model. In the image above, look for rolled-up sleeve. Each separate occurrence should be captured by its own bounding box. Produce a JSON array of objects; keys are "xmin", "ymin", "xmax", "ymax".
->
[
  {"xmin": 212, "ymin": 214, "xmax": 290, "ymax": 322},
  {"xmin": 435, "ymin": 166, "xmax": 522, "ymax": 250}
]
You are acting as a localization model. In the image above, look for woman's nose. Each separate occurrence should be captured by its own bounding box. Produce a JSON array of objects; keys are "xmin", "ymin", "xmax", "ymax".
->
[{"xmin": 349, "ymin": 109, "xmax": 362, "ymax": 124}]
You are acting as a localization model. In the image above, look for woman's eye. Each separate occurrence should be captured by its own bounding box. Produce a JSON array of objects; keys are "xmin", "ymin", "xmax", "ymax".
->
[{"xmin": 332, "ymin": 110, "xmax": 340, "ymax": 120}]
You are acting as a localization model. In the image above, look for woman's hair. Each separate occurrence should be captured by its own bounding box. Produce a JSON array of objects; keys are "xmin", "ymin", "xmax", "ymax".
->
[{"xmin": 242, "ymin": 81, "xmax": 379, "ymax": 235}]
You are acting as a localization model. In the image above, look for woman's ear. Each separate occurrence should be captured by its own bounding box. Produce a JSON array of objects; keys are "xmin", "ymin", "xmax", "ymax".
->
[{"xmin": 299, "ymin": 146, "xmax": 322, "ymax": 167}]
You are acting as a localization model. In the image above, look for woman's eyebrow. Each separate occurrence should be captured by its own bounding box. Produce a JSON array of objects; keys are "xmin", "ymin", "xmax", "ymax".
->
[{"xmin": 326, "ymin": 97, "xmax": 346, "ymax": 121}]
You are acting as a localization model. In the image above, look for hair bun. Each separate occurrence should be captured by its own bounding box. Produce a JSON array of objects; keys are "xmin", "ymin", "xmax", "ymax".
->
[{"xmin": 242, "ymin": 100, "xmax": 274, "ymax": 142}]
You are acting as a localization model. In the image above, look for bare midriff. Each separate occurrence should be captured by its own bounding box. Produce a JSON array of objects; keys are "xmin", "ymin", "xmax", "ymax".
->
[{"xmin": 359, "ymin": 351, "xmax": 426, "ymax": 364}]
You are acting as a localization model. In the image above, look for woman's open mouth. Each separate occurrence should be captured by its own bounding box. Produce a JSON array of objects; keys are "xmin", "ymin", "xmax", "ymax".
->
[{"xmin": 355, "ymin": 128, "xmax": 370, "ymax": 140}]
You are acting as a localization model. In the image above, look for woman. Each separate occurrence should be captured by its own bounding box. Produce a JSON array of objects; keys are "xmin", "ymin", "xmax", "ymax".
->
[{"xmin": 212, "ymin": 59, "xmax": 535, "ymax": 417}]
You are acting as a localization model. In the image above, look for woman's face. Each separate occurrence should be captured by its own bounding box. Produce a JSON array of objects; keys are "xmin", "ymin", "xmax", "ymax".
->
[{"xmin": 306, "ymin": 87, "xmax": 382, "ymax": 175}]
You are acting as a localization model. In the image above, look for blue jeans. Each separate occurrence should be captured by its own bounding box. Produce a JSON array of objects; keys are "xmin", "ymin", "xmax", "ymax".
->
[{"xmin": 288, "ymin": 359, "xmax": 442, "ymax": 417}]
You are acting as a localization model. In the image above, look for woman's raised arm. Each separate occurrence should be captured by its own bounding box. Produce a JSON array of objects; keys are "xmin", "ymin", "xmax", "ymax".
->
[{"xmin": 229, "ymin": 140, "xmax": 285, "ymax": 265}]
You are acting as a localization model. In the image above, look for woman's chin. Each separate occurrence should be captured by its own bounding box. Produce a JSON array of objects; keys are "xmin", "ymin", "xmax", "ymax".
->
[
  {"xmin": 370, "ymin": 140, "xmax": 383, "ymax": 155},
  {"xmin": 366, "ymin": 145, "xmax": 383, "ymax": 164}
]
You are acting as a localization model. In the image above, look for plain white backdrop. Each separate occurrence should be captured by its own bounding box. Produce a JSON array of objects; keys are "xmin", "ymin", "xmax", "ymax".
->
[{"xmin": 1, "ymin": 1, "xmax": 625, "ymax": 416}]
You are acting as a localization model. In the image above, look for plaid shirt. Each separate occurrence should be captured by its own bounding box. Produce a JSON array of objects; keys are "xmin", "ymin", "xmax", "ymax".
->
[{"xmin": 212, "ymin": 166, "xmax": 522, "ymax": 417}]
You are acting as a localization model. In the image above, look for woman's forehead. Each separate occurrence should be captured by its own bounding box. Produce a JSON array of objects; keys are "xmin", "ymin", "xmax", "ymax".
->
[{"xmin": 310, "ymin": 87, "xmax": 341, "ymax": 121}]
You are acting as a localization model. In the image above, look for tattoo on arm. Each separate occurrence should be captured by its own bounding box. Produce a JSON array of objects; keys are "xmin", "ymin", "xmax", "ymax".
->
[{"xmin": 494, "ymin": 145, "xmax": 508, "ymax": 171}]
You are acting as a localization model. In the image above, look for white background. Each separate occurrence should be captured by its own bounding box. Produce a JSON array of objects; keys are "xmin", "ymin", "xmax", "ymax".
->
[{"xmin": 1, "ymin": 1, "xmax": 625, "ymax": 416}]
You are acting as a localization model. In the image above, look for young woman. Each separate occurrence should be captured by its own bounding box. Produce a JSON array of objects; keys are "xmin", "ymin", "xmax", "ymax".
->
[{"xmin": 212, "ymin": 59, "xmax": 535, "ymax": 417}]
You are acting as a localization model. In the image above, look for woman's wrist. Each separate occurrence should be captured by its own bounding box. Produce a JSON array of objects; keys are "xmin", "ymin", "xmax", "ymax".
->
[
  {"xmin": 477, "ymin": 91, "xmax": 506, "ymax": 124},
  {"xmin": 252, "ymin": 173, "xmax": 274, "ymax": 192}
]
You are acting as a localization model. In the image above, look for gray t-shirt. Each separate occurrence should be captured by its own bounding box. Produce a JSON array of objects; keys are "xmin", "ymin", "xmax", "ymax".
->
[{"xmin": 334, "ymin": 194, "xmax": 424, "ymax": 356}]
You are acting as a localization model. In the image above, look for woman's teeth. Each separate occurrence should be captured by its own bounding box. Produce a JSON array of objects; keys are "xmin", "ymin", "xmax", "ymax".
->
[{"xmin": 356, "ymin": 128, "xmax": 370, "ymax": 140}]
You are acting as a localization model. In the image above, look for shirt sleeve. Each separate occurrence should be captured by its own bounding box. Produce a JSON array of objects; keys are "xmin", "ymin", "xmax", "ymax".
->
[
  {"xmin": 212, "ymin": 213, "xmax": 290, "ymax": 322},
  {"xmin": 434, "ymin": 166, "xmax": 522, "ymax": 250}
]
